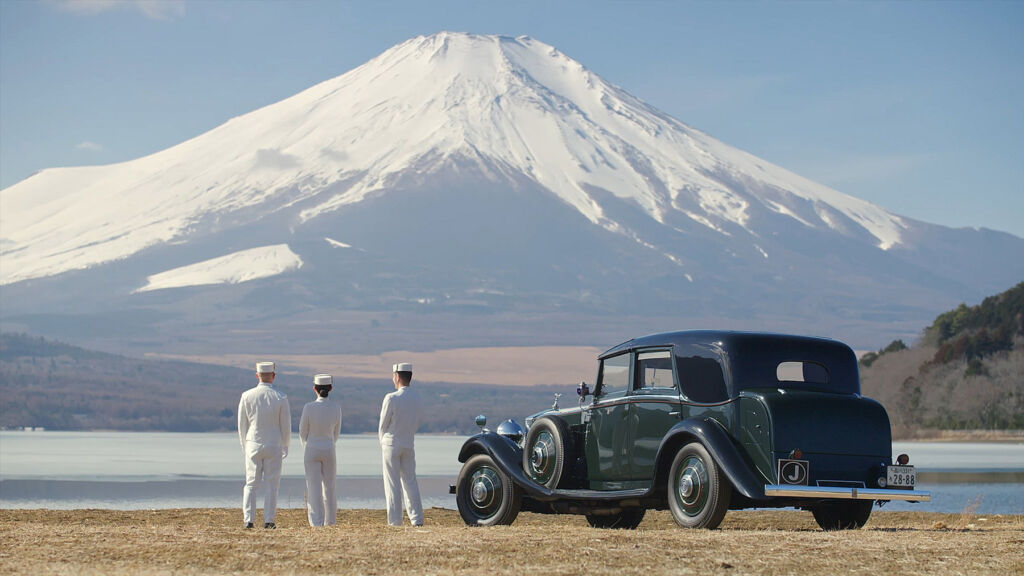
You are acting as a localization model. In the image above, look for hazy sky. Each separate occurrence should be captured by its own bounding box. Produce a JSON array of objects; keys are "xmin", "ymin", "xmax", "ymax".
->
[{"xmin": 2, "ymin": 0, "xmax": 1022, "ymax": 237}]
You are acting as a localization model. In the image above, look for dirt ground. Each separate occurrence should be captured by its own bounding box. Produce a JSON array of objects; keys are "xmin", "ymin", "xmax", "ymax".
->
[{"xmin": 1, "ymin": 508, "xmax": 1021, "ymax": 575}]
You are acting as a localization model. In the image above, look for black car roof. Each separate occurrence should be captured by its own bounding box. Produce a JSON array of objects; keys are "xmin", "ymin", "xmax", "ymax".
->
[
  {"xmin": 599, "ymin": 330, "xmax": 844, "ymax": 358},
  {"xmin": 599, "ymin": 330, "xmax": 860, "ymax": 394}
]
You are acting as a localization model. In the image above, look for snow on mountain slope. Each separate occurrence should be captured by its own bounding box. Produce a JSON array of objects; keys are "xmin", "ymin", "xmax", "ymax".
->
[
  {"xmin": 135, "ymin": 244, "xmax": 302, "ymax": 293},
  {"xmin": 1, "ymin": 32, "xmax": 907, "ymax": 286},
  {"xmin": 324, "ymin": 237, "xmax": 358, "ymax": 250}
]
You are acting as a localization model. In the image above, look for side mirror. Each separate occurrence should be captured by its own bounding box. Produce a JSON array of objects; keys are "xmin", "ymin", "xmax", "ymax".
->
[{"xmin": 577, "ymin": 381, "xmax": 590, "ymax": 400}]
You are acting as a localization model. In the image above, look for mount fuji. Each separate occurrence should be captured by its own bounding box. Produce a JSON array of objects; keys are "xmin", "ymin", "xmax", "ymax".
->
[{"xmin": 2, "ymin": 32, "xmax": 1021, "ymax": 354}]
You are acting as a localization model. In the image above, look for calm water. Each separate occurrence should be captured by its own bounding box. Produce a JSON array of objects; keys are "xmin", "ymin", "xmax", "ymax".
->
[
  {"xmin": 0, "ymin": 431, "xmax": 464, "ymax": 510},
  {"xmin": 1, "ymin": 432, "xmax": 1022, "ymax": 514},
  {"xmin": 0, "ymin": 431, "xmax": 462, "ymax": 480}
]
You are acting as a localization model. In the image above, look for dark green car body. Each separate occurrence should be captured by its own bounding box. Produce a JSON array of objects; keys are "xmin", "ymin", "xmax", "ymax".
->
[{"xmin": 455, "ymin": 331, "xmax": 930, "ymax": 529}]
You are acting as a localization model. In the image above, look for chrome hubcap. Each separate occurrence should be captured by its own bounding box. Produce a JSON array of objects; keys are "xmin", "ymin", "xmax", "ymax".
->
[
  {"xmin": 679, "ymin": 474, "xmax": 695, "ymax": 499},
  {"xmin": 531, "ymin": 445, "xmax": 546, "ymax": 469},
  {"xmin": 471, "ymin": 479, "xmax": 489, "ymax": 504}
]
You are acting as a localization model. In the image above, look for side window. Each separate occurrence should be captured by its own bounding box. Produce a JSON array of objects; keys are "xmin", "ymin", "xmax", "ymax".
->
[
  {"xmin": 678, "ymin": 355, "xmax": 728, "ymax": 404},
  {"xmin": 598, "ymin": 353, "xmax": 630, "ymax": 398},
  {"xmin": 634, "ymin": 350, "xmax": 675, "ymax": 391}
]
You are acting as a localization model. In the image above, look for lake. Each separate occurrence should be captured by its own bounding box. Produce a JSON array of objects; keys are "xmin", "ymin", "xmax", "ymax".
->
[{"xmin": 1, "ymin": 431, "xmax": 1022, "ymax": 514}]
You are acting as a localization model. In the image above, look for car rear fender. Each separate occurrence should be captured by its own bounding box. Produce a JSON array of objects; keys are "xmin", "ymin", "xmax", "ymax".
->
[
  {"xmin": 654, "ymin": 418, "xmax": 767, "ymax": 501},
  {"xmin": 458, "ymin": 432, "xmax": 555, "ymax": 499}
]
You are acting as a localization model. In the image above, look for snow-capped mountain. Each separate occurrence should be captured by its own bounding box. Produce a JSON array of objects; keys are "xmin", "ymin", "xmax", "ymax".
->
[{"xmin": 2, "ymin": 32, "xmax": 1021, "ymax": 352}]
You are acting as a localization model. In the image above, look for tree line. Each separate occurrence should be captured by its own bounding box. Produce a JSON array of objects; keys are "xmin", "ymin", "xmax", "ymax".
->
[{"xmin": 0, "ymin": 333, "xmax": 563, "ymax": 434}]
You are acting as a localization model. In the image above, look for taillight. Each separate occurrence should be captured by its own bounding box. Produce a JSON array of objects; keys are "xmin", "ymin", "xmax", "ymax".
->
[{"xmin": 896, "ymin": 453, "xmax": 910, "ymax": 465}]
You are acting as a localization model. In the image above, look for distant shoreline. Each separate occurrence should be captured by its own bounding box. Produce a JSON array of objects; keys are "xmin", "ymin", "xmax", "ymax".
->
[
  {"xmin": 5, "ymin": 428, "xmax": 1023, "ymax": 442},
  {"xmin": 894, "ymin": 429, "xmax": 1024, "ymax": 443}
]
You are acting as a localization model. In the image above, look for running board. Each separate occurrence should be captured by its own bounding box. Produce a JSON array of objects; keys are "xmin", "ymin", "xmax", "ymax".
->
[
  {"xmin": 765, "ymin": 484, "xmax": 931, "ymax": 502},
  {"xmin": 449, "ymin": 484, "xmax": 648, "ymax": 501},
  {"xmin": 552, "ymin": 488, "xmax": 648, "ymax": 500}
]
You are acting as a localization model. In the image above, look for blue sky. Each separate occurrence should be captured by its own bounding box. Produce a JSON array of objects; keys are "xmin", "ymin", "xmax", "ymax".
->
[{"xmin": 2, "ymin": 0, "xmax": 1022, "ymax": 237}]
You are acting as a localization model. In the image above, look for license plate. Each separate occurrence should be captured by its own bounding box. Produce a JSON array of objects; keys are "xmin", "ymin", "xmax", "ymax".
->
[{"xmin": 887, "ymin": 465, "xmax": 916, "ymax": 487}]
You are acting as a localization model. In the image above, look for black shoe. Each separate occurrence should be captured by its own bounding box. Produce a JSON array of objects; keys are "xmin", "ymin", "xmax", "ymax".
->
[
  {"xmin": 244, "ymin": 522, "xmax": 254, "ymax": 529},
  {"xmin": 264, "ymin": 522, "xmax": 276, "ymax": 529}
]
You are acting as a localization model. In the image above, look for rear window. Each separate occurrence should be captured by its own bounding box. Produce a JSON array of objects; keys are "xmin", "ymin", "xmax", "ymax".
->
[{"xmin": 776, "ymin": 361, "xmax": 829, "ymax": 385}]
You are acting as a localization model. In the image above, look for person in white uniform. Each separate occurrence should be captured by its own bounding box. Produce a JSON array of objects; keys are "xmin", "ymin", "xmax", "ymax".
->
[
  {"xmin": 300, "ymin": 373, "xmax": 343, "ymax": 527},
  {"xmin": 378, "ymin": 362, "xmax": 423, "ymax": 526},
  {"xmin": 237, "ymin": 361, "xmax": 291, "ymax": 529}
]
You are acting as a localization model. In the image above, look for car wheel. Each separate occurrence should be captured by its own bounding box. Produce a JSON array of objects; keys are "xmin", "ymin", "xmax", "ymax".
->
[
  {"xmin": 456, "ymin": 454, "xmax": 521, "ymax": 526},
  {"xmin": 522, "ymin": 416, "xmax": 571, "ymax": 488},
  {"xmin": 667, "ymin": 442, "xmax": 732, "ymax": 529},
  {"xmin": 811, "ymin": 500, "xmax": 873, "ymax": 530},
  {"xmin": 585, "ymin": 508, "xmax": 646, "ymax": 529}
]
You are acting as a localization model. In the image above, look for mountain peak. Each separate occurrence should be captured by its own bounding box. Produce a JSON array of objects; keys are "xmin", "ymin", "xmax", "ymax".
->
[
  {"xmin": 3, "ymin": 33, "xmax": 1024, "ymax": 353},
  {"xmin": 2, "ymin": 32, "xmax": 908, "ymax": 286}
]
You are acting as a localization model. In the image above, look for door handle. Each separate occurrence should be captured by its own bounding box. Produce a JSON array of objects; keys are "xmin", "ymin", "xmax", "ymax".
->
[{"xmin": 669, "ymin": 411, "xmax": 681, "ymax": 416}]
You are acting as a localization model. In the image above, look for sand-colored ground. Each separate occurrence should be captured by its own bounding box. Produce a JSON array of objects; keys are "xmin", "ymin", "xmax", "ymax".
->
[
  {"xmin": 1, "ymin": 508, "xmax": 1020, "ymax": 575},
  {"xmin": 150, "ymin": 345, "xmax": 604, "ymax": 387}
]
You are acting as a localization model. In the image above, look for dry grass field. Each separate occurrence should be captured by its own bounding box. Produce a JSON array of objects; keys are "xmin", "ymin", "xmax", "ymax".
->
[{"xmin": 1, "ymin": 508, "xmax": 1021, "ymax": 575}]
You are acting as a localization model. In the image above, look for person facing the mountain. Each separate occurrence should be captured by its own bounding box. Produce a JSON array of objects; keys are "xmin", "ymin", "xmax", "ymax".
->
[
  {"xmin": 378, "ymin": 362, "xmax": 423, "ymax": 526},
  {"xmin": 300, "ymin": 373, "xmax": 343, "ymax": 527},
  {"xmin": 237, "ymin": 361, "xmax": 291, "ymax": 529}
]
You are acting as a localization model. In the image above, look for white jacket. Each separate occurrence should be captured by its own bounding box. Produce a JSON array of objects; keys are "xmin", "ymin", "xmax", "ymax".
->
[
  {"xmin": 300, "ymin": 397, "xmax": 342, "ymax": 446},
  {"xmin": 237, "ymin": 383, "xmax": 291, "ymax": 449},
  {"xmin": 378, "ymin": 386, "xmax": 422, "ymax": 449}
]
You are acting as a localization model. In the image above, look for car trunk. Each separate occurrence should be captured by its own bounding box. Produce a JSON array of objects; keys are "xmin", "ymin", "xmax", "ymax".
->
[
  {"xmin": 759, "ymin": 388, "xmax": 892, "ymax": 458},
  {"xmin": 740, "ymin": 389, "xmax": 893, "ymax": 486}
]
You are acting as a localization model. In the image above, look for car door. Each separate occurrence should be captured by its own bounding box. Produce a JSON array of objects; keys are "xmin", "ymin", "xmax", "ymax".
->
[
  {"xmin": 627, "ymin": 349, "xmax": 683, "ymax": 482},
  {"xmin": 584, "ymin": 351, "xmax": 632, "ymax": 489}
]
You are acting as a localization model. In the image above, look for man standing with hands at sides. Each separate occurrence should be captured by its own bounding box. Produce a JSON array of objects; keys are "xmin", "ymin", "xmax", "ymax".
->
[
  {"xmin": 300, "ymin": 374, "xmax": 342, "ymax": 527},
  {"xmin": 238, "ymin": 361, "xmax": 291, "ymax": 529},
  {"xmin": 379, "ymin": 362, "xmax": 424, "ymax": 526}
]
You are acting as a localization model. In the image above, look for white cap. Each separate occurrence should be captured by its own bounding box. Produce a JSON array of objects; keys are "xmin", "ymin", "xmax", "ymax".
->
[
  {"xmin": 313, "ymin": 374, "xmax": 333, "ymax": 386},
  {"xmin": 393, "ymin": 362, "xmax": 413, "ymax": 373},
  {"xmin": 256, "ymin": 361, "xmax": 275, "ymax": 374}
]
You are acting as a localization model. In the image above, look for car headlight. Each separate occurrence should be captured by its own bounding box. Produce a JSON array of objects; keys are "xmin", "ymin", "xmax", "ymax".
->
[{"xmin": 496, "ymin": 419, "xmax": 525, "ymax": 445}]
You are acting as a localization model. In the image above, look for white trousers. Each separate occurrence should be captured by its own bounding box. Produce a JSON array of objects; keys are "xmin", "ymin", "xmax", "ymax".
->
[
  {"xmin": 381, "ymin": 444, "xmax": 422, "ymax": 526},
  {"xmin": 242, "ymin": 442, "xmax": 283, "ymax": 524},
  {"xmin": 304, "ymin": 440, "xmax": 337, "ymax": 527}
]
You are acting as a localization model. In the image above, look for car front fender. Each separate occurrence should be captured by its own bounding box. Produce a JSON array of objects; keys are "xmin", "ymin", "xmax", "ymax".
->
[
  {"xmin": 656, "ymin": 418, "xmax": 767, "ymax": 501},
  {"xmin": 457, "ymin": 432, "xmax": 555, "ymax": 499}
]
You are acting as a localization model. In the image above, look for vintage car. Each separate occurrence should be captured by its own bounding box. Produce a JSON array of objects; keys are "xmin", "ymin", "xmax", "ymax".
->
[{"xmin": 453, "ymin": 330, "xmax": 930, "ymax": 530}]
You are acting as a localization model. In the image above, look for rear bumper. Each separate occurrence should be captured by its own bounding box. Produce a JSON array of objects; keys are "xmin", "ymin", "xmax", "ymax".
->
[{"xmin": 764, "ymin": 484, "xmax": 931, "ymax": 502}]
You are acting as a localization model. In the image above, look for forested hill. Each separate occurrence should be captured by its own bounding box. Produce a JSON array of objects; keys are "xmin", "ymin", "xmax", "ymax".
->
[
  {"xmin": 925, "ymin": 281, "xmax": 1024, "ymax": 366},
  {"xmin": 0, "ymin": 333, "xmax": 561, "ymax": 433},
  {"xmin": 860, "ymin": 281, "xmax": 1024, "ymax": 435}
]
